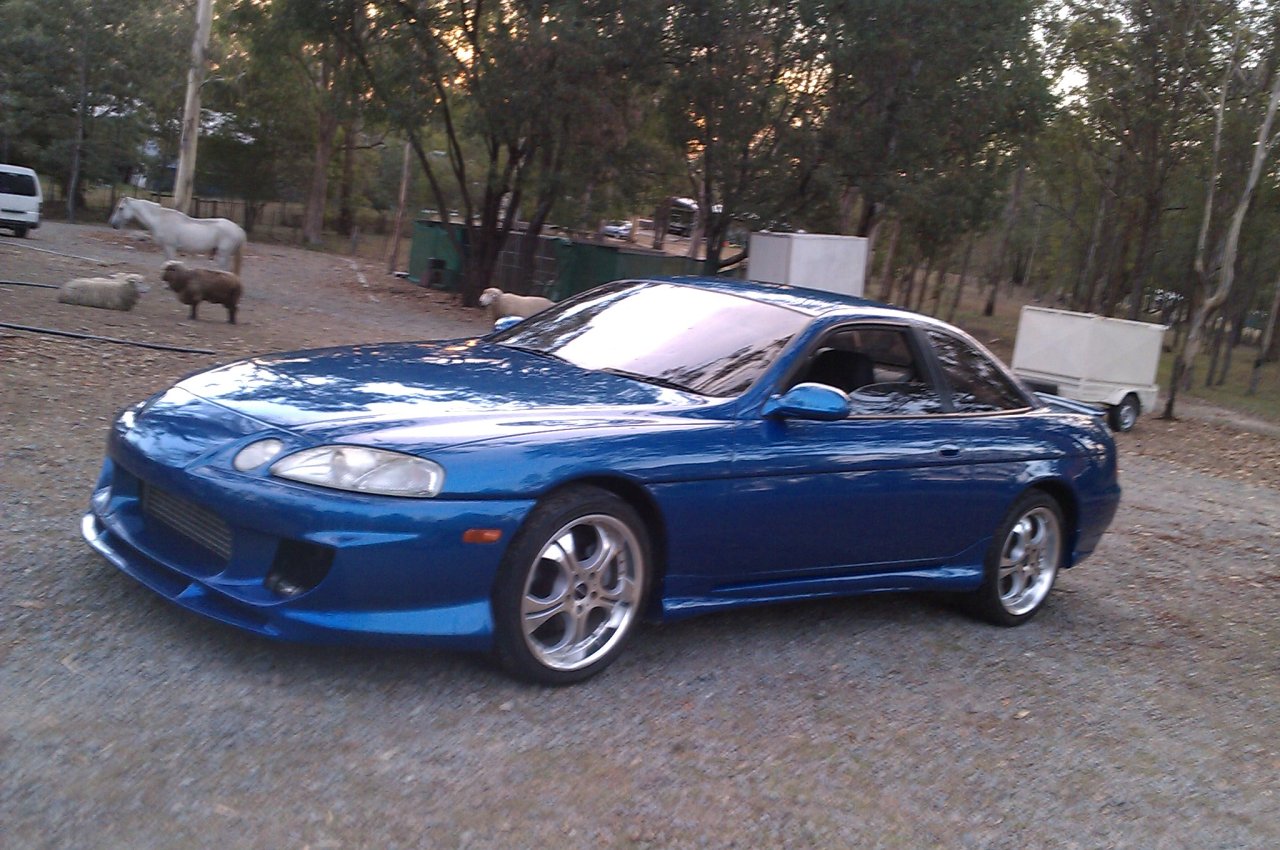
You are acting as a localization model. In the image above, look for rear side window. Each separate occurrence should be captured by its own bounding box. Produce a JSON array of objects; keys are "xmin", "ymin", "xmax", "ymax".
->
[
  {"xmin": 926, "ymin": 330, "xmax": 1028, "ymax": 413},
  {"xmin": 0, "ymin": 172, "xmax": 37, "ymax": 196}
]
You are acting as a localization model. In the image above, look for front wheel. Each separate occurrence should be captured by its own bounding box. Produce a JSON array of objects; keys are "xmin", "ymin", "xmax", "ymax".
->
[
  {"xmin": 492, "ymin": 486, "xmax": 649, "ymax": 685},
  {"xmin": 1108, "ymin": 394, "xmax": 1140, "ymax": 432},
  {"xmin": 965, "ymin": 492, "xmax": 1064, "ymax": 626}
]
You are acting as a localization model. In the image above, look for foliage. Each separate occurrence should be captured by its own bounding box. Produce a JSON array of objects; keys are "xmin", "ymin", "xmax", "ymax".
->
[
  {"xmin": 0, "ymin": 0, "xmax": 187, "ymax": 212},
  {"xmin": 820, "ymin": 0, "xmax": 1050, "ymax": 239}
]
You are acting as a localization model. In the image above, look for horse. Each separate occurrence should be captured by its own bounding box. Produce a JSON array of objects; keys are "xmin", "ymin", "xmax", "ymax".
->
[{"xmin": 109, "ymin": 197, "xmax": 246, "ymax": 275}]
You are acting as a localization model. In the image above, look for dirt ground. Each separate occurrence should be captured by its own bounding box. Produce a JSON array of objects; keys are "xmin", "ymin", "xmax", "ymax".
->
[{"xmin": 1, "ymin": 223, "xmax": 1277, "ymax": 849}]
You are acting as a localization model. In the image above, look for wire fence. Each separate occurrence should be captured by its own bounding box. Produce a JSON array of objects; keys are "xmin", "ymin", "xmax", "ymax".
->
[{"xmin": 55, "ymin": 184, "xmax": 413, "ymax": 266}]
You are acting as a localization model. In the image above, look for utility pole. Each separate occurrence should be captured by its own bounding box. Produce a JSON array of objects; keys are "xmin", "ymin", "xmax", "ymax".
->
[{"xmin": 173, "ymin": 0, "xmax": 214, "ymax": 215}]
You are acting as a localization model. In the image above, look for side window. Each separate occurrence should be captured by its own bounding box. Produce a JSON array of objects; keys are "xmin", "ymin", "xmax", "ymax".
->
[
  {"xmin": 926, "ymin": 330, "xmax": 1028, "ymax": 413},
  {"xmin": 794, "ymin": 325, "xmax": 945, "ymax": 416}
]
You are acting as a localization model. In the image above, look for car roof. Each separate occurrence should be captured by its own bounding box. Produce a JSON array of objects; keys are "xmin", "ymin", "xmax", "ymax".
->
[{"xmin": 648, "ymin": 275, "xmax": 953, "ymax": 329}]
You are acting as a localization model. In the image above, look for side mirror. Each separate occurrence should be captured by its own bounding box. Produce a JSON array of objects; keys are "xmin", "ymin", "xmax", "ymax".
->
[
  {"xmin": 492, "ymin": 315, "xmax": 523, "ymax": 332},
  {"xmin": 762, "ymin": 382, "xmax": 850, "ymax": 421}
]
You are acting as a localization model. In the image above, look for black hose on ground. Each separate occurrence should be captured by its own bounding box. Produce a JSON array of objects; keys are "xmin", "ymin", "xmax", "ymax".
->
[
  {"xmin": 0, "ymin": 280, "xmax": 59, "ymax": 288},
  {"xmin": 0, "ymin": 321, "xmax": 218, "ymax": 355}
]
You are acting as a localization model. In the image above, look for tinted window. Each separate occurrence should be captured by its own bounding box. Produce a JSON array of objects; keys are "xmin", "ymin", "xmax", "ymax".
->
[
  {"xmin": 494, "ymin": 281, "xmax": 809, "ymax": 397},
  {"xmin": 926, "ymin": 330, "xmax": 1028, "ymax": 412},
  {"xmin": 795, "ymin": 325, "xmax": 944, "ymax": 416},
  {"xmin": 0, "ymin": 172, "xmax": 37, "ymax": 196}
]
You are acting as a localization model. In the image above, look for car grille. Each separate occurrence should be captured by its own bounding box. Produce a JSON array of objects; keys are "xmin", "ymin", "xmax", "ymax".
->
[{"xmin": 141, "ymin": 484, "xmax": 232, "ymax": 561}]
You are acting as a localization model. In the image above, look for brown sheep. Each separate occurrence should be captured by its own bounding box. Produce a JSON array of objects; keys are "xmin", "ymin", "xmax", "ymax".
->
[{"xmin": 161, "ymin": 260, "xmax": 242, "ymax": 323}]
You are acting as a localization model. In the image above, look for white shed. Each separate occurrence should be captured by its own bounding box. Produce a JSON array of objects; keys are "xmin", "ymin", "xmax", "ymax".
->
[{"xmin": 748, "ymin": 233, "xmax": 868, "ymax": 297}]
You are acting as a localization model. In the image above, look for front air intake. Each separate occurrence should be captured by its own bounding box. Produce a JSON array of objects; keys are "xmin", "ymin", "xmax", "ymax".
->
[{"xmin": 265, "ymin": 539, "xmax": 334, "ymax": 598}]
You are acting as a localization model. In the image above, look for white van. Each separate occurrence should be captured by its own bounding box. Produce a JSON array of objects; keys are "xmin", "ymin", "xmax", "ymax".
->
[{"xmin": 0, "ymin": 164, "xmax": 43, "ymax": 237}]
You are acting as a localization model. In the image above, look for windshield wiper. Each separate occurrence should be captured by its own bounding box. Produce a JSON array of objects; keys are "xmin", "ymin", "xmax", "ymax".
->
[{"xmin": 599, "ymin": 367, "xmax": 698, "ymax": 394}]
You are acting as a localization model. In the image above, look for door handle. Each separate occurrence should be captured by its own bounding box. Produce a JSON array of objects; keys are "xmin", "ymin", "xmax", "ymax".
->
[{"xmin": 939, "ymin": 444, "xmax": 961, "ymax": 458}]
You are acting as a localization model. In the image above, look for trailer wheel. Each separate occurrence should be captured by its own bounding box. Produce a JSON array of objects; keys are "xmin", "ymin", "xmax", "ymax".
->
[{"xmin": 1108, "ymin": 394, "xmax": 1140, "ymax": 432}]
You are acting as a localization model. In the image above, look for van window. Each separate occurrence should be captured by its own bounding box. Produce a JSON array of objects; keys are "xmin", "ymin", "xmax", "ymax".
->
[{"xmin": 0, "ymin": 173, "xmax": 38, "ymax": 196}]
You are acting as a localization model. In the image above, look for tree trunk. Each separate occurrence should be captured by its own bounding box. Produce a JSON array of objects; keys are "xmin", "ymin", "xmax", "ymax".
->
[
  {"xmin": 302, "ymin": 107, "xmax": 339, "ymax": 245},
  {"xmin": 173, "ymin": 0, "xmax": 213, "ymax": 215},
  {"xmin": 337, "ymin": 118, "xmax": 358, "ymax": 236},
  {"xmin": 1217, "ymin": 320, "xmax": 1237, "ymax": 387},
  {"xmin": 876, "ymin": 219, "xmax": 900, "ymax": 302},
  {"xmin": 1248, "ymin": 275, "xmax": 1280, "ymax": 395},
  {"xmin": 898, "ymin": 253, "xmax": 923, "ymax": 308},
  {"xmin": 1072, "ymin": 176, "xmax": 1110, "ymax": 310},
  {"xmin": 1125, "ymin": 193, "xmax": 1162, "ymax": 320},
  {"xmin": 66, "ymin": 29, "xmax": 89, "ymax": 224},
  {"xmin": 652, "ymin": 197, "xmax": 670, "ymax": 251},
  {"xmin": 914, "ymin": 253, "xmax": 935, "ymax": 313},
  {"xmin": 1166, "ymin": 62, "xmax": 1280, "ymax": 418},
  {"xmin": 1205, "ymin": 317, "xmax": 1224, "ymax": 388},
  {"xmin": 947, "ymin": 234, "xmax": 978, "ymax": 323},
  {"xmin": 384, "ymin": 141, "xmax": 413, "ymax": 275},
  {"xmin": 984, "ymin": 163, "xmax": 1026, "ymax": 317}
]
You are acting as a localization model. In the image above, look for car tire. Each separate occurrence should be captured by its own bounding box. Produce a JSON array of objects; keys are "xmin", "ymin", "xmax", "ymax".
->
[
  {"xmin": 13, "ymin": 226, "xmax": 28, "ymax": 238},
  {"xmin": 965, "ymin": 491, "xmax": 1064, "ymax": 627},
  {"xmin": 1108, "ymin": 394, "xmax": 1140, "ymax": 432},
  {"xmin": 492, "ymin": 486, "xmax": 650, "ymax": 685}
]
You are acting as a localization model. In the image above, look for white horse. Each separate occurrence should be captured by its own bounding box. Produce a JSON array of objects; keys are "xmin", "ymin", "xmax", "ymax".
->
[{"xmin": 109, "ymin": 197, "xmax": 246, "ymax": 275}]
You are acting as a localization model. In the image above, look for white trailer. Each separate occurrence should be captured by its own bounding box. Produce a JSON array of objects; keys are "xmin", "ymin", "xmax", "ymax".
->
[{"xmin": 1011, "ymin": 306, "xmax": 1167, "ymax": 432}]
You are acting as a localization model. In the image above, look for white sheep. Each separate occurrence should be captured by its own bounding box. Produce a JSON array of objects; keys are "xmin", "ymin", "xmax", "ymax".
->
[
  {"xmin": 478, "ymin": 287, "xmax": 554, "ymax": 321},
  {"xmin": 57, "ymin": 273, "xmax": 147, "ymax": 312}
]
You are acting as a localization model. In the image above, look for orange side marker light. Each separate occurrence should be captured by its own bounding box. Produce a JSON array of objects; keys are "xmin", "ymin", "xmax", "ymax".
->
[{"xmin": 463, "ymin": 528, "xmax": 503, "ymax": 544}]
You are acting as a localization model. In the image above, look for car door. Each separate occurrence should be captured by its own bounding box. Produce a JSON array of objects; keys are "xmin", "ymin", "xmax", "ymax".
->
[
  {"xmin": 717, "ymin": 322, "xmax": 990, "ymax": 584},
  {"xmin": 918, "ymin": 326, "xmax": 1063, "ymax": 537}
]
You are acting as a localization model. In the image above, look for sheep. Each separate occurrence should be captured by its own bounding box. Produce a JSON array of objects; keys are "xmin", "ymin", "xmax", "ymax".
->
[
  {"xmin": 57, "ymin": 273, "xmax": 147, "ymax": 312},
  {"xmin": 161, "ymin": 260, "xmax": 243, "ymax": 324},
  {"xmin": 478, "ymin": 287, "xmax": 554, "ymax": 321}
]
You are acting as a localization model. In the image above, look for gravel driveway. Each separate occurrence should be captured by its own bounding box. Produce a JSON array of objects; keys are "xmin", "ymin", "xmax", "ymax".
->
[{"xmin": 2, "ymin": 224, "xmax": 1276, "ymax": 849}]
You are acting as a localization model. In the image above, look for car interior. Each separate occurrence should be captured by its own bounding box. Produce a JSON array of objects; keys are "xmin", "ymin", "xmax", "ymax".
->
[{"xmin": 789, "ymin": 326, "xmax": 945, "ymax": 415}]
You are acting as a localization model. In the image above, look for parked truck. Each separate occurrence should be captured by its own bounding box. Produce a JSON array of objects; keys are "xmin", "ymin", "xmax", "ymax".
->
[{"xmin": 1011, "ymin": 306, "xmax": 1167, "ymax": 432}]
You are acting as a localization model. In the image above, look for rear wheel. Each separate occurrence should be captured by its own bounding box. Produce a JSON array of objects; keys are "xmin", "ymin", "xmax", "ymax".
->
[
  {"xmin": 1108, "ymin": 394, "xmax": 1140, "ymax": 432},
  {"xmin": 13, "ymin": 225, "xmax": 28, "ymax": 238},
  {"xmin": 492, "ymin": 486, "xmax": 649, "ymax": 685},
  {"xmin": 966, "ymin": 492, "xmax": 1064, "ymax": 626}
]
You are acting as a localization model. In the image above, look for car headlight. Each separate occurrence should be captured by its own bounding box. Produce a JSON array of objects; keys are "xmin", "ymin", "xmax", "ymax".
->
[
  {"xmin": 270, "ymin": 446, "xmax": 445, "ymax": 497},
  {"xmin": 233, "ymin": 438, "xmax": 286, "ymax": 471}
]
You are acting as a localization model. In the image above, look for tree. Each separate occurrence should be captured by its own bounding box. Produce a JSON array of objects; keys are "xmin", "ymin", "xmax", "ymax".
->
[
  {"xmin": 661, "ymin": 0, "xmax": 822, "ymax": 270},
  {"xmin": 821, "ymin": 0, "xmax": 1049, "ymax": 248},
  {"xmin": 0, "ymin": 0, "xmax": 187, "ymax": 219},
  {"xmin": 1164, "ymin": 19, "xmax": 1280, "ymax": 418},
  {"xmin": 348, "ymin": 0, "xmax": 664, "ymax": 304}
]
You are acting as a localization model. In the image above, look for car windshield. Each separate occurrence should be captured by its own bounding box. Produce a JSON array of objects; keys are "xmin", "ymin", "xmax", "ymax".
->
[{"xmin": 492, "ymin": 281, "xmax": 809, "ymax": 397}]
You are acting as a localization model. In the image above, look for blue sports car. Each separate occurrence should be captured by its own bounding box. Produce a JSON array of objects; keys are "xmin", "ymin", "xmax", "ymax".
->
[{"xmin": 83, "ymin": 278, "xmax": 1120, "ymax": 684}]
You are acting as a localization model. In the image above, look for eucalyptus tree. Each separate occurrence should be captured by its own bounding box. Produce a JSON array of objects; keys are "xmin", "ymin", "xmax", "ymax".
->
[
  {"xmin": 223, "ymin": 0, "xmax": 373, "ymax": 244},
  {"xmin": 660, "ymin": 0, "xmax": 824, "ymax": 269},
  {"xmin": 1043, "ymin": 0, "xmax": 1234, "ymax": 319},
  {"xmin": 0, "ymin": 0, "xmax": 187, "ymax": 220},
  {"xmin": 1163, "ymin": 10, "xmax": 1280, "ymax": 418},
  {"xmin": 819, "ymin": 0, "xmax": 1049, "ymax": 251}
]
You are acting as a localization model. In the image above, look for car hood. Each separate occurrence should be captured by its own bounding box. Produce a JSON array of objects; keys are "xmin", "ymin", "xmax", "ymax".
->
[{"xmin": 173, "ymin": 339, "xmax": 711, "ymax": 448}]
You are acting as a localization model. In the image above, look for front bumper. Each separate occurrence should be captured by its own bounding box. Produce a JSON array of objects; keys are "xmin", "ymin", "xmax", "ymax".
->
[
  {"xmin": 0, "ymin": 214, "xmax": 39, "ymax": 230},
  {"xmin": 84, "ymin": 455, "xmax": 536, "ymax": 650}
]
